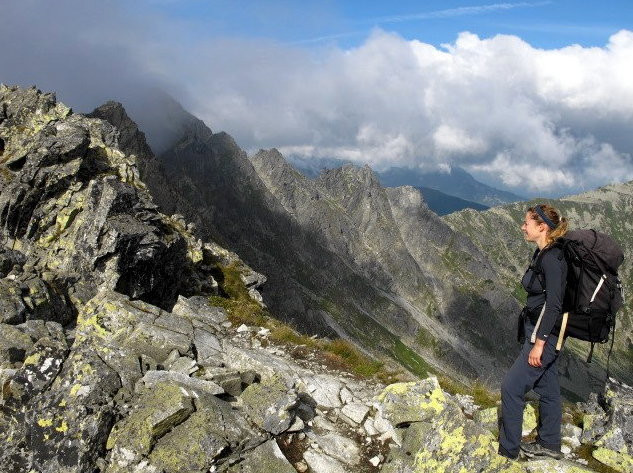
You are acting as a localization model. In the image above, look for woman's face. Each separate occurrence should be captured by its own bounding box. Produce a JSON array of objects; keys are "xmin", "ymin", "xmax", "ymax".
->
[{"xmin": 521, "ymin": 212, "xmax": 546, "ymax": 242}]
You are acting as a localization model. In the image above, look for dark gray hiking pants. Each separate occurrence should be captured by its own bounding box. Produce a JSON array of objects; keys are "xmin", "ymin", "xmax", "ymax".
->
[{"xmin": 498, "ymin": 320, "xmax": 561, "ymax": 459}]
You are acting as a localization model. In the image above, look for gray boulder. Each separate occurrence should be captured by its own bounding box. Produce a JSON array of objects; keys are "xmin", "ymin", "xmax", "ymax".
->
[
  {"xmin": 226, "ymin": 440, "xmax": 295, "ymax": 473},
  {"xmin": 241, "ymin": 375, "xmax": 299, "ymax": 435}
]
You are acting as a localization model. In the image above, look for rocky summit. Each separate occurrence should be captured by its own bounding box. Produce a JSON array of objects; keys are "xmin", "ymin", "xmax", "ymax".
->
[{"xmin": 1, "ymin": 85, "xmax": 633, "ymax": 473}]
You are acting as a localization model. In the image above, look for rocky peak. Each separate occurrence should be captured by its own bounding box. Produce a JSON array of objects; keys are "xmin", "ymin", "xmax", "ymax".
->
[
  {"xmin": 0, "ymin": 84, "xmax": 59, "ymax": 120},
  {"xmin": 0, "ymin": 85, "xmax": 214, "ymax": 311},
  {"xmin": 252, "ymin": 147, "xmax": 287, "ymax": 170},
  {"xmin": 251, "ymin": 148, "xmax": 321, "ymax": 215},
  {"xmin": 316, "ymin": 163, "xmax": 383, "ymax": 199},
  {"xmin": 385, "ymin": 184, "xmax": 428, "ymax": 210},
  {"xmin": 314, "ymin": 163, "xmax": 393, "ymax": 226},
  {"xmin": 87, "ymin": 100, "xmax": 154, "ymax": 162}
]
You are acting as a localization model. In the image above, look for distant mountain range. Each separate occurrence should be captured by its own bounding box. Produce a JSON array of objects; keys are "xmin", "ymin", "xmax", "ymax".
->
[
  {"xmin": 378, "ymin": 166, "xmax": 525, "ymax": 207},
  {"xmin": 288, "ymin": 155, "xmax": 520, "ymax": 215},
  {"xmin": 413, "ymin": 186, "xmax": 488, "ymax": 216}
]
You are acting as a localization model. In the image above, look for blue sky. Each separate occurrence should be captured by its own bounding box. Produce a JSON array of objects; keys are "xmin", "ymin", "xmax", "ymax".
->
[
  {"xmin": 2, "ymin": 1, "xmax": 633, "ymax": 196},
  {"xmin": 129, "ymin": 0, "xmax": 631, "ymax": 49}
]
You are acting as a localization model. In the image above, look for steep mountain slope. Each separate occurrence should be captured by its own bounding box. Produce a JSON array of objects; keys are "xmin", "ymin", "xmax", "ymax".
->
[
  {"xmin": 250, "ymin": 149, "xmax": 522, "ymax": 380},
  {"xmin": 90, "ymin": 100, "xmax": 453, "ymax": 378},
  {"xmin": 92, "ymin": 95, "xmax": 523, "ymax": 385},
  {"xmin": 252, "ymin": 148, "xmax": 623, "ymax": 399},
  {"xmin": 445, "ymin": 185, "xmax": 633, "ymax": 391}
]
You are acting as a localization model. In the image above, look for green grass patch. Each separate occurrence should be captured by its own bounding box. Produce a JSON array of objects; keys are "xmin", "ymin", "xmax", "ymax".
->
[
  {"xmin": 437, "ymin": 375, "xmax": 469, "ymax": 397},
  {"xmin": 208, "ymin": 263, "xmax": 271, "ymax": 328},
  {"xmin": 209, "ymin": 263, "xmax": 397, "ymax": 381},
  {"xmin": 325, "ymin": 339, "xmax": 384, "ymax": 378},
  {"xmin": 472, "ymin": 381, "xmax": 500, "ymax": 408},
  {"xmin": 392, "ymin": 340, "xmax": 433, "ymax": 379},
  {"xmin": 270, "ymin": 325, "xmax": 385, "ymax": 378},
  {"xmin": 269, "ymin": 325, "xmax": 318, "ymax": 348},
  {"xmin": 437, "ymin": 376, "xmax": 500, "ymax": 409},
  {"xmin": 511, "ymin": 282, "xmax": 527, "ymax": 305},
  {"xmin": 415, "ymin": 326, "xmax": 438, "ymax": 350}
]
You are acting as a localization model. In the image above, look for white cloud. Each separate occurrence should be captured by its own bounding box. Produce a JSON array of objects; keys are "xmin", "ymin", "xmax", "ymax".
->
[
  {"xmin": 191, "ymin": 29, "xmax": 633, "ymax": 194},
  {"xmin": 433, "ymin": 125, "xmax": 488, "ymax": 155},
  {"xmin": 1, "ymin": 2, "xmax": 632, "ymax": 195}
]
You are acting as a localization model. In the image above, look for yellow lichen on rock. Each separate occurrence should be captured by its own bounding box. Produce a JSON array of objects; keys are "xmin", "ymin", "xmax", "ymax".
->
[
  {"xmin": 377, "ymin": 382, "xmax": 418, "ymax": 402},
  {"xmin": 76, "ymin": 313, "xmax": 109, "ymax": 340},
  {"xmin": 55, "ymin": 421, "xmax": 69, "ymax": 433},
  {"xmin": 37, "ymin": 418, "xmax": 53, "ymax": 427},
  {"xmin": 483, "ymin": 452, "xmax": 526, "ymax": 473},
  {"xmin": 592, "ymin": 447, "xmax": 633, "ymax": 473},
  {"xmin": 69, "ymin": 384, "xmax": 82, "ymax": 397},
  {"xmin": 439, "ymin": 426, "xmax": 467, "ymax": 455},
  {"xmin": 425, "ymin": 385, "xmax": 447, "ymax": 414},
  {"xmin": 413, "ymin": 449, "xmax": 444, "ymax": 473},
  {"xmin": 472, "ymin": 432, "xmax": 496, "ymax": 457},
  {"xmin": 23, "ymin": 352, "xmax": 42, "ymax": 366}
]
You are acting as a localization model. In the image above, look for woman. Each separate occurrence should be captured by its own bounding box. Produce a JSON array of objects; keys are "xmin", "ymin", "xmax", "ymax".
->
[{"xmin": 498, "ymin": 204, "xmax": 569, "ymax": 460}]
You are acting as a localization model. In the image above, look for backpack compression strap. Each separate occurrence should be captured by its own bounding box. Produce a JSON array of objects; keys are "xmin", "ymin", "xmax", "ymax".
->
[{"xmin": 529, "ymin": 303, "xmax": 547, "ymax": 344}]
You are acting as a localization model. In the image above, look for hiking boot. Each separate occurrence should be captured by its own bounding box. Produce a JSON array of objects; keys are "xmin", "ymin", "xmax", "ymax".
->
[{"xmin": 520, "ymin": 441, "xmax": 563, "ymax": 460}]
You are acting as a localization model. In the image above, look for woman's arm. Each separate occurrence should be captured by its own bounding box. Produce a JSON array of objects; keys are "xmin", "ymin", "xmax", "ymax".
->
[{"xmin": 535, "ymin": 248, "xmax": 567, "ymax": 341}]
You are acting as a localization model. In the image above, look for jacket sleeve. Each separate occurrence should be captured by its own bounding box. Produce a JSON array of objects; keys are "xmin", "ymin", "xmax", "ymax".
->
[{"xmin": 536, "ymin": 249, "xmax": 567, "ymax": 341}]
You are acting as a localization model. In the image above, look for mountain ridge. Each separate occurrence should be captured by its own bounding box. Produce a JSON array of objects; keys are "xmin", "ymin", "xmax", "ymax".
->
[
  {"xmin": 2, "ymin": 85, "xmax": 633, "ymax": 472},
  {"xmin": 90, "ymin": 91, "xmax": 630, "ymax": 400},
  {"xmin": 288, "ymin": 155, "xmax": 518, "ymax": 214}
]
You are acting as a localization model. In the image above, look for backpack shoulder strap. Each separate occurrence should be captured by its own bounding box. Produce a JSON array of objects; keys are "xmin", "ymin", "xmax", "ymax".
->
[
  {"xmin": 529, "ymin": 244, "xmax": 562, "ymax": 289},
  {"xmin": 528, "ymin": 248, "xmax": 544, "ymax": 289}
]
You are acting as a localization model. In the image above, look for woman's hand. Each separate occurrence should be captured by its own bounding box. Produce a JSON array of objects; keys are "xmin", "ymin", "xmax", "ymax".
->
[{"xmin": 528, "ymin": 339, "xmax": 546, "ymax": 367}]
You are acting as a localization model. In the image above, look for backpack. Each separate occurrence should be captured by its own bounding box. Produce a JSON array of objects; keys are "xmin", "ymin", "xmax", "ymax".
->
[{"xmin": 532, "ymin": 229, "xmax": 624, "ymax": 363}]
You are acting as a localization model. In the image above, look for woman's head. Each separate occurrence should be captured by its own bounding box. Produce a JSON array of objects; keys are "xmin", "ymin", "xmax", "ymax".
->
[{"xmin": 521, "ymin": 204, "xmax": 568, "ymax": 247}]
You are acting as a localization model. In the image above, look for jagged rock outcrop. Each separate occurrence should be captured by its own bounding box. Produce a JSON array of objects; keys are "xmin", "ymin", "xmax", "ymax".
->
[
  {"xmin": 0, "ymin": 85, "xmax": 257, "ymax": 472},
  {"xmin": 0, "ymin": 86, "xmax": 216, "ymax": 312}
]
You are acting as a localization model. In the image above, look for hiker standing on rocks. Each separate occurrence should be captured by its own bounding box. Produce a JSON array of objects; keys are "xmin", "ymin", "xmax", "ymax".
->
[{"xmin": 498, "ymin": 204, "xmax": 569, "ymax": 460}]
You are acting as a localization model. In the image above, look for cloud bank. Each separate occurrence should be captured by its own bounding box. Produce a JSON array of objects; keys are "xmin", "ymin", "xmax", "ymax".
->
[{"xmin": 1, "ymin": 1, "xmax": 632, "ymax": 195}]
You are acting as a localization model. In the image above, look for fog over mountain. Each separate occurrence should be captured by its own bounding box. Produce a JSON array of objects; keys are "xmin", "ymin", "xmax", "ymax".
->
[{"xmin": 2, "ymin": 1, "xmax": 633, "ymax": 197}]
